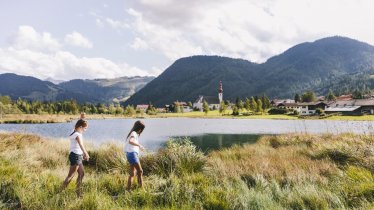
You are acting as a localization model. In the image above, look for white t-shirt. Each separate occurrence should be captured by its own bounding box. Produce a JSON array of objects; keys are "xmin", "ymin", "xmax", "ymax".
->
[
  {"xmin": 124, "ymin": 131, "xmax": 139, "ymax": 153},
  {"xmin": 70, "ymin": 132, "xmax": 83, "ymax": 155}
]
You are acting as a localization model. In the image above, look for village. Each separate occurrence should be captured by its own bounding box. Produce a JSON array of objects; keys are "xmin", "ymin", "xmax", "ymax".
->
[{"xmin": 134, "ymin": 81, "xmax": 374, "ymax": 116}]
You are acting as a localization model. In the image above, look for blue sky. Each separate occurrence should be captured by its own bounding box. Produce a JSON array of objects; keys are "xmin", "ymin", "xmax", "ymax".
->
[{"xmin": 1, "ymin": 0, "xmax": 374, "ymax": 80}]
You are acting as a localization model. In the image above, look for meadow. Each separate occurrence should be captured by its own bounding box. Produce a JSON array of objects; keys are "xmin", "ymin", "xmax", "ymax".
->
[
  {"xmin": 0, "ymin": 132, "xmax": 373, "ymax": 209},
  {"xmin": 4, "ymin": 111, "xmax": 374, "ymax": 125}
]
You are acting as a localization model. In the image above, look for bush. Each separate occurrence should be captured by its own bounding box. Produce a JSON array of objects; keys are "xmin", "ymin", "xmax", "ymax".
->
[
  {"xmin": 315, "ymin": 108, "xmax": 324, "ymax": 115},
  {"xmin": 149, "ymin": 140, "xmax": 206, "ymax": 177},
  {"xmin": 268, "ymin": 108, "xmax": 288, "ymax": 115},
  {"xmin": 87, "ymin": 144, "xmax": 128, "ymax": 173}
]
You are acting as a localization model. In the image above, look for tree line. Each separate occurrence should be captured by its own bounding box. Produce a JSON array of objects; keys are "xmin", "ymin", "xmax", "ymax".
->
[{"xmin": 0, "ymin": 96, "xmax": 138, "ymax": 116}]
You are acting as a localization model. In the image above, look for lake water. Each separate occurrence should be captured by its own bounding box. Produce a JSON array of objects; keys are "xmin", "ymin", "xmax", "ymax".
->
[{"xmin": 1, "ymin": 118, "xmax": 374, "ymax": 151}]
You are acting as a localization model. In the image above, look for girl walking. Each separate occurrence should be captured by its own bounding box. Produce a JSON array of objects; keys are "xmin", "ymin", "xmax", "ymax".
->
[
  {"xmin": 60, "ymin": 119, "xmax": 89, "ymax": 197},
  {"xmin": 124, "ymin": 120, "xmax": 145, "ymax": 191}
]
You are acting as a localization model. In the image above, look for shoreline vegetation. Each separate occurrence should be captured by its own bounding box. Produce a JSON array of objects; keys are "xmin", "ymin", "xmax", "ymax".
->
[
  {"xmin": 3, "ymin": 112, "xmax": 374, "ymax": 124},
  {"xmin": 0, "ymin": 132, "xmax": 373, "ymax": 209}
]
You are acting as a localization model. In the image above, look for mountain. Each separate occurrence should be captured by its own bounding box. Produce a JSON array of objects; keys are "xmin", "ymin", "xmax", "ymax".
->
[
  {"xmin": 0, "ymin": 73, "xmax": 154, "ymax": 103},
  {"xmin": 124, "ymin": 56, "xmax": 259, "ymax": 106},
  {"xmin": 0, "ymin": 73, "xmax": 96, "ymax": 102},
  {"xmin": 59, "ymin": 76, "xmax": 155, "ymax": 103},
  {"xmin": 45, "ymin": 77, "xmax": 65, "ymax": 84},
  {"xmin": 125, "ymin": 36, "xmax": 374, "ymax": 106}
]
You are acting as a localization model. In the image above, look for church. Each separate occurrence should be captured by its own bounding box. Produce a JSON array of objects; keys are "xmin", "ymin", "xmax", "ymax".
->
[{"xmin": 193, "ymin": 81, "xmax": 223, "ymax": 111}]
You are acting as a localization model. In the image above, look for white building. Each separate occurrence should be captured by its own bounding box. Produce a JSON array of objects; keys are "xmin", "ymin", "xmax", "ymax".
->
[
  {"xmin": 276, "ymin": 103, "xmax": 302, "ymax": 113},
  {"xmin": 174, "ymin": 101, "xmax": 192, "ymax": 112},
  {"xmin": 193, "ymin": 81, "xmax": 223, "ymax": 111},
  {"xmin": 299, "ymin": 102, "xmax": 328, "ymax": 115}
]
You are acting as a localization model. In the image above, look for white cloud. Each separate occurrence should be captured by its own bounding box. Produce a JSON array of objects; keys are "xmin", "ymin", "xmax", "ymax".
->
[
  {"xmin": 64, "ymin": 31, "xmax": 93, "ymax": 48},
  {"xmin": 105, "ymin": 18, "xmax": 129, "ymax": 29},
  {"xmin": 130, "ymin": 37, "xmax": 149, "ymax": 50},
  {"xmin": 10, "ymin": 25, "xmax": 61, "ymax": 52},
  {"xmin": 126, "ymin": 0, "xmax": 374, "ymax": 63},
  {"xmin": 0, "ymin": 26, "xmax": 151, "ymax": 80},
  {"xmin": 91, "ymin": 12, "xmax": 129, "ymax": 30}
]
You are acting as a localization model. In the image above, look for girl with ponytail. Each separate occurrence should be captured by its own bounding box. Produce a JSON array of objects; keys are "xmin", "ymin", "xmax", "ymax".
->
[
  {"xmin": 60, "ymin": 119, "xmax": 89, "ymax": 197},
  {"xmin": 124, "ymin": 120, "xmax": 146, "ymax": 191}
]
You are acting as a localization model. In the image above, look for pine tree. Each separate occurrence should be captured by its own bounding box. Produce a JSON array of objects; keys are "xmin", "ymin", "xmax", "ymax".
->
[
  {"xmin": 250, "ymin": 97, "xmax": 257, "ymax": 111},
  {"xmin": 326, "ymin": 90, "xmax": 336, "ymax": 101},
  {"xmin": 256, "ymin": 99, "xmax": 263, "ymax": 113},
  {"xmin": 245, "ymin": 97, "xmax": 250, "ymax": 111},
  {"xmin": 301, "ymin": 91, "xmax": 316, "ymax": 102},
  {"xmin": 203, "ymin": 100, "xmax": 209, "ymax": 114},
  {"xmin": 236, "ymin": 97, "xmax": 244, "ymax": 110},
  {"xmin": 219, "ymin": 101, "xmax": 227, "ymax": 115}
]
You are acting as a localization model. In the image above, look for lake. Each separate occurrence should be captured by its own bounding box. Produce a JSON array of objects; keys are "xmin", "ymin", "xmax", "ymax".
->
[{"xmin": 1, "ymin": 118, "xmax": 373, "ymax": 151}]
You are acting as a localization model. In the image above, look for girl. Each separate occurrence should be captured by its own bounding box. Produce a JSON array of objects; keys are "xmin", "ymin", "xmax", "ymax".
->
[
  {"xmin": 124, "ymin": 120, "xmax": 145, "ymax": 191},
  {"xmin": 60, "ymin": 119, "xmax": 89, "ymax": 197}
]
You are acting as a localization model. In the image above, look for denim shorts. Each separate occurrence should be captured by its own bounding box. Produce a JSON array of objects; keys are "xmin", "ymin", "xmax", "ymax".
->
[
  {"xmin": 126, "ymin": 152, "xmax": 139, "ymax": 165},
  {"xmin": 69, "ymin": 152, "xmax": 83, "ymax": 166}
]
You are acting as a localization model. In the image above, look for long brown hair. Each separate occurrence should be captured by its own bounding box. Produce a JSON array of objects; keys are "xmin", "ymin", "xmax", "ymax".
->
[
  {"xmin": 70, "ymin": 119, "xmax": 88, "ymax": 136},
  {"xmin": 127, "ymin": 120, "xmax": 145, "ymax": 139}
]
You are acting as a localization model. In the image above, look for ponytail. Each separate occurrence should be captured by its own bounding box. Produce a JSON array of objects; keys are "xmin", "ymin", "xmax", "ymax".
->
[
  {"xmin": 70, "ymin": 119, "xmax": 88, "ymax": 136},
  {"xmin": 127, "ymin": 120, "xmax": 145, "ymax": 139}
]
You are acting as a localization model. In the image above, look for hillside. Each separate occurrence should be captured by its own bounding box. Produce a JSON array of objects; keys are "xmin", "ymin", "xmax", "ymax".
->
[
  {"xmin": 125, "ymin": 36, "xmax": 374, "ymax": 106},
  {"xmin": 59, "ymin": 76, "xmax": 155, "ymax": 103},
  {"xmin": 0, "ymin": 73, "xmax": 154, "ymax": 103}
]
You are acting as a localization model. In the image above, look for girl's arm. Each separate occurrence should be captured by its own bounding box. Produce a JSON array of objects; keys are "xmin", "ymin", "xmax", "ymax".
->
[
  {"xmin": 128, "ymin": 137, "xmax": 145, "ymax": 151},
  {"xmin": 76, "ymin": 136, "xmax": 90, "ymax": 160}
]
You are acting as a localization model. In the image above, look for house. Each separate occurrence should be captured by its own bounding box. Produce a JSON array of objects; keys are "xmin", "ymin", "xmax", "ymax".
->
[
  {"xmin": 298, "ymin": 101, "xmax": 328, "ymax": 115},
  {"xmin": 336, "ymin": 94, "xmax": 352, "ymax": 101},
  {"xmin": 156, "ymin": 108, "xmax": 166, "ymax": 113},
  {"xmin": 276, "ymin": 103, "xmax": 302, "ymax": 113},
  {"xmin": 325, "ymin": 99, "xmax": 374, "ymax": 115},
  {"xmin": 271, "ymin": 99, "xmax": 295, "ymax": 106},
  {"xmin": 136, "ymin": 104, "xmax": 149, "ymax": 112},
  {"xmin": 193, "ymin": 96, "xmax": 221, "ymax": 110},
  {"xmin": 174, "ymin": 101, "xmax": 192, "ymax": 112},
  {"xmin": 193, "ymin": 81, "xmax": 223, "ymax": 111}
]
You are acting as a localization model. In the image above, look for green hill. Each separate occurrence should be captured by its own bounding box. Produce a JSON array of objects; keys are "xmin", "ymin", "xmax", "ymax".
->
[{"xmin": 125, "ymin": 36, "xmax": 374, "ymax": 106}]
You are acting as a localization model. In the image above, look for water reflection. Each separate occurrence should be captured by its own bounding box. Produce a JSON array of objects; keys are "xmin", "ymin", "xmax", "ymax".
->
[{"xmin": 174, "ymin": 134, "xmax": 264, "ymax": 153}]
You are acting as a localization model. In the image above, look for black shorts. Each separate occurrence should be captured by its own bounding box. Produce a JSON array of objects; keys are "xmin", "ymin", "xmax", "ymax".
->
[{"xmin": 69, "ymin": 152, "xmax": 83, "ymax": 166}]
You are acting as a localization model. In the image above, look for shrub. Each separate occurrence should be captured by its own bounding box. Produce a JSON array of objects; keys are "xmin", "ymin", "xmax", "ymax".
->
[
  {"xmin": 87, "ymin": 144, "xmax": 128, "ymax": 173},
  {"xmin": 268, "ymin": 108, "xmax": 288, "ymax": 115},
  {"xmin": 149, "ymin": 140, "xmax": 206, "ymax": 177},
  {"xmin": 315, "ymin": 108, "xmax": 324, "ymax": 115}
]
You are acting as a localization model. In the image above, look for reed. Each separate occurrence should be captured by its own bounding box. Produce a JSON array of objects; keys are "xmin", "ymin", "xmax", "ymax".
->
[{"xmin": 0, "ymin": 132, "xmax": 373, "ymax": 209}]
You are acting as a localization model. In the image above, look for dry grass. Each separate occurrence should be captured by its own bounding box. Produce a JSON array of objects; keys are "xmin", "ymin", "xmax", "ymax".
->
[{"xmin": 0, "ymin": 132, "xmax": 373, "ymax": 209}]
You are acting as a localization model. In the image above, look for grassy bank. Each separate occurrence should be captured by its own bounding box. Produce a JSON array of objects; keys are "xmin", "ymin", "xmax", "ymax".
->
[
  {"xmin": 0, "ymin": 114, "xmax": 136, "ymax": 124},
  {"xmin": 0, "ymin": 133, "xmax": 373, "ymax": 209},
  {"xmin": 4, "ymin": 112, "xmax": 374, "ymax": 124},
  {"xmin": 0, "ymin": 112, "xmax": 298, "ymax": 124}
]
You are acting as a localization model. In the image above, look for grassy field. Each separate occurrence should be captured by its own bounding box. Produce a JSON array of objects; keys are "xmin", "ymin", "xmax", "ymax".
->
[
  {"xmin": 0, "ymin": 132, "xmax": 373, "ymax": 209},
  {"xmin": 4, "ymin": 111, "xmax": 374, "ymax": 124},
  {"xmin": 0, "ymin": 114, "xmax": 134, "ymax": 124},
  {"xmin": 157, "ymin": 110, "xmax": 299, "ymax": 120},
  {"xmin": 327, "ymin": 115, "xmax": 374, "ymax": 121}
]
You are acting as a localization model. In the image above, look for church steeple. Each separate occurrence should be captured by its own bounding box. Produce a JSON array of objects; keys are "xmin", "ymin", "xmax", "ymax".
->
[{"xmin": 218, "ymin": 81, "xmax": 223, "ymax": 103}]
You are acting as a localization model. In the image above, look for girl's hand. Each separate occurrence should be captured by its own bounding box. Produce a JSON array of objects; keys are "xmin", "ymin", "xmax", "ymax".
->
[
  {"xmin": 139, "ymin": 145, "xmax": 145, "ymax": 151},
  {"xmin": 84, "ymin": 153, "xmax": 90, "ymax": 161}
]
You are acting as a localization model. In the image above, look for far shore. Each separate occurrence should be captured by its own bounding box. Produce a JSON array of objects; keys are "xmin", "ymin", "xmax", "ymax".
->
[{"xmin": 2, "ymin": 111, "xmax": 374, "ymax": 124}]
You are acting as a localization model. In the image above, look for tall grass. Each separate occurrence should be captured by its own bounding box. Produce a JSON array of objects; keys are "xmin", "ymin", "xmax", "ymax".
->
[{"xmin": 0, "ymin": 132, "xmax": 373, "ymax": 209}]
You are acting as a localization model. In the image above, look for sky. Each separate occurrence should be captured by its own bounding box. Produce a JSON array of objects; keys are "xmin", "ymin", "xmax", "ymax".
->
[{"xmin": 1, "ymin": 0, "xmax": 374, "ymax": 81}]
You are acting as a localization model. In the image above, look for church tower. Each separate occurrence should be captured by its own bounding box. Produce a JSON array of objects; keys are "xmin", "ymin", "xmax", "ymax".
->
[{"xmin": 218, "ymin": 81, "xmax": 223, "ymax": 103}]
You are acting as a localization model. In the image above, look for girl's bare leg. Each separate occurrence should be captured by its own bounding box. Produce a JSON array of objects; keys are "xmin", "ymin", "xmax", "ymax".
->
[
  {"xmin": 127, "ymin": 165, "xmax": 136, "ymax": 191},
  {"xmin": 60, "ymin": 165, "xmax": 79, "ymax": 191},
  {"xmin": 76, "ymin": 164, "xmax": 85, "ymax": 197},
  {"xmin": 133, "ymin": 163, "xmax": 143, "ymax": 188}
]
